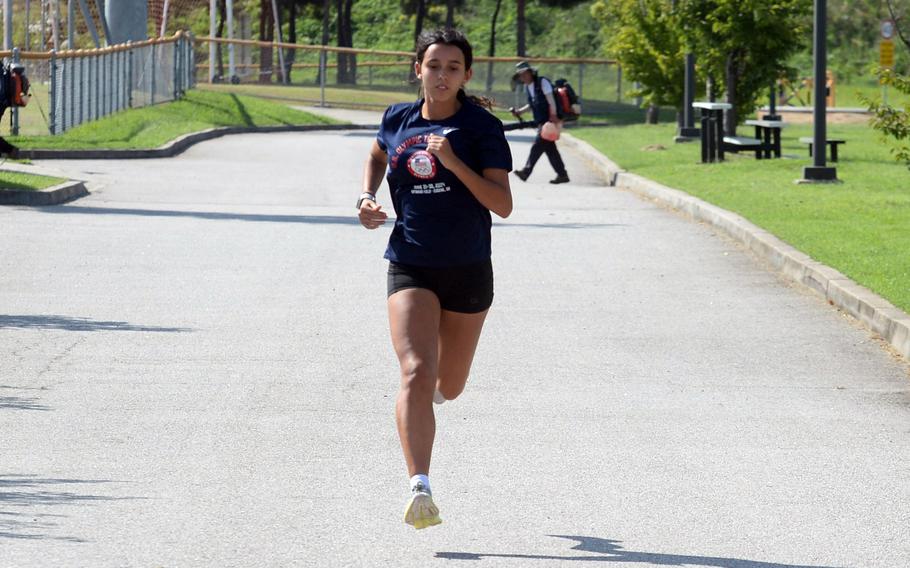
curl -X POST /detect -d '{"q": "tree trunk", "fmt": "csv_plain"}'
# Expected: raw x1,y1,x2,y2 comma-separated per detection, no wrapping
517,0,526,57
338,0,355,84
336,0,346,83
724,51,738,136
259,0,274,84
414,0,426,48
285,0,297,83
446,0,455,29
320,0,329,84
486,0,502,94
216,0,226,80
645,104,659,124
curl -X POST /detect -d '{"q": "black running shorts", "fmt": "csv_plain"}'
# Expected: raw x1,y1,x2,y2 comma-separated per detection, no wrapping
387,259,494,314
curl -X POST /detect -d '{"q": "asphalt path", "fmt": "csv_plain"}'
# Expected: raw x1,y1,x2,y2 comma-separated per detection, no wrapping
1,124,909,567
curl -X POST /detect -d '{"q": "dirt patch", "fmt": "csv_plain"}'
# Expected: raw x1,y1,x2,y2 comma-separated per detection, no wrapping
776,110,872,125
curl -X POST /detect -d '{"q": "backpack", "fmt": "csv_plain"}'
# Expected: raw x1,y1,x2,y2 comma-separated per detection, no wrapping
554,78,580,121
0,63,30,110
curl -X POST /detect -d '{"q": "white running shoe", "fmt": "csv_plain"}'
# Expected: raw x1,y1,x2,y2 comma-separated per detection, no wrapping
433,389,446,405
403,482,442,529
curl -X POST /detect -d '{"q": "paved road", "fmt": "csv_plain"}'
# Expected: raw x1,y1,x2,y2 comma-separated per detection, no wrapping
1,124,909,567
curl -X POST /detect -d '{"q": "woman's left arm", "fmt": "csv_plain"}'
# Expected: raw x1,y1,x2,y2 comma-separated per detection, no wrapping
426,134,513,218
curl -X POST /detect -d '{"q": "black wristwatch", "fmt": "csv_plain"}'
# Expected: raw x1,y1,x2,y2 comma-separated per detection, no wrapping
356,192,376,209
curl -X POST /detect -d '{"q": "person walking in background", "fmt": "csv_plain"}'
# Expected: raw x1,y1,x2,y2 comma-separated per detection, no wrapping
357,28,513,530
510,61,570,185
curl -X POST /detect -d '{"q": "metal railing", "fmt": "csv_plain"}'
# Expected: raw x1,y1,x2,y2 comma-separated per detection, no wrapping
1,32,195,136
194,37,626,113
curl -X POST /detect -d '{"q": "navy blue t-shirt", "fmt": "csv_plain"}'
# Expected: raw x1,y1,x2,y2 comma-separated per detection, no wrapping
376,99,512,268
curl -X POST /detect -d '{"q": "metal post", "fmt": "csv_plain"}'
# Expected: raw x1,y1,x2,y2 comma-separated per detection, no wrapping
77,53,84,126
227,0,235,81
151,42,157,104
127,43,133,108
52,0,60,51
578,63,584,100
678,53,699,139
105,0,147,44
802,0,837,181
173,36,179,99
49,49,57,134
159,0,170,36
11,47,19,135
209,0,215,82
319,47,326,107
3,0,12,50
94,53,99,118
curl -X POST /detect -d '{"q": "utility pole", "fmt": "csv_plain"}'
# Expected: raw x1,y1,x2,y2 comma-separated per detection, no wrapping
4,0,14,50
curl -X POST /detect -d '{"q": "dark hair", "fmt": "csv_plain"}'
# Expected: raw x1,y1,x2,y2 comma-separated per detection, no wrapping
414,28,493,110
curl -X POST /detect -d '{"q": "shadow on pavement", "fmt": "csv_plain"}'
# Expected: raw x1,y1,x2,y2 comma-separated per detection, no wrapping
0,396,50,411
0,315,191,333
38,206,364,226
0,475,144,542
437,535,845,568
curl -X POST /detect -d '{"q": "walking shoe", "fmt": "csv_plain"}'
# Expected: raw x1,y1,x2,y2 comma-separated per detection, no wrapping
403,482,442,530
513,168,531,181
549,173,570,184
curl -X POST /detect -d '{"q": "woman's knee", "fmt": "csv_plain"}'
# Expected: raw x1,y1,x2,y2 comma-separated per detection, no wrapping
399,358,437,395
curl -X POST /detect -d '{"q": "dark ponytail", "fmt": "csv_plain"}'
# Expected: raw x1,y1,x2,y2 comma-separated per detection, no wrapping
416,28,495,110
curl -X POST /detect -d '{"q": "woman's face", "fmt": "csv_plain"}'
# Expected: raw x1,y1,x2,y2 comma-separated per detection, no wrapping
416,43,473,103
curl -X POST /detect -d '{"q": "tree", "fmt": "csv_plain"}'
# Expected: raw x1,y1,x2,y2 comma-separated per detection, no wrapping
486,0,503,93
592,0,686,123
680,0,811,134
446,0,455,28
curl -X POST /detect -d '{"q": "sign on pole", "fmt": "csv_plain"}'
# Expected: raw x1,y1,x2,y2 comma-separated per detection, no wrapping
881,39,895,69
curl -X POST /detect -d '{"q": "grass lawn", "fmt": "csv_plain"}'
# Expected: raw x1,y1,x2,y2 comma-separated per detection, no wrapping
571,120,910,314
8,89,338,150
0,169,66,190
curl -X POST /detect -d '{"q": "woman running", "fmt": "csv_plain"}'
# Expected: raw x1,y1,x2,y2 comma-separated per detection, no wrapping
357,28,513,530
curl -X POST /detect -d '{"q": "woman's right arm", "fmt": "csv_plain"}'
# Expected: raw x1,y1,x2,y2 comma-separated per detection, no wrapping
359,140,389,230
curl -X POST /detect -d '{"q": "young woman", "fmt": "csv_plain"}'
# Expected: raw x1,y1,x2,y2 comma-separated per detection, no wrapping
357,29,513,530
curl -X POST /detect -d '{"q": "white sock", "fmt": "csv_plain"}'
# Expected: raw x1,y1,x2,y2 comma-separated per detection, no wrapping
410,474,431,493
433,388,446,405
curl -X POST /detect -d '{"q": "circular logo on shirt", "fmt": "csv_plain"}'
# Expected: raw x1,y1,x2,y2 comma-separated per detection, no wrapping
407,150,437,180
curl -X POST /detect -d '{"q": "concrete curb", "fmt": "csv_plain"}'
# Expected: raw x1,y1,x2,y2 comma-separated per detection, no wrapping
16,123,377,160
561,131,910,360
0,180,88,205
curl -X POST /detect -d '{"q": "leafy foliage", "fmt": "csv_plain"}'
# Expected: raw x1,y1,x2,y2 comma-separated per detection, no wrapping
863,68,910,168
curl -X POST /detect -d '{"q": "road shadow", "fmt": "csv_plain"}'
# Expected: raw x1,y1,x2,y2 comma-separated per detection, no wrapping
0,315,191,333
37,205,364,226
437,535,846,568
0,395,50,411
0,474,144,543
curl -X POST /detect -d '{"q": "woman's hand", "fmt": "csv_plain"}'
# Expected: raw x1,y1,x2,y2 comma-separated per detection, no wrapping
426,134,458,169
359,199,388,230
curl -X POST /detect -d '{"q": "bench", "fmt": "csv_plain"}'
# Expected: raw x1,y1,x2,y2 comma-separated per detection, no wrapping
723,136,764,159
799,137,846,162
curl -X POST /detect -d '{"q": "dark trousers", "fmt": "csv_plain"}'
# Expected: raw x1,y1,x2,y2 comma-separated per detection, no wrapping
524,133,566,176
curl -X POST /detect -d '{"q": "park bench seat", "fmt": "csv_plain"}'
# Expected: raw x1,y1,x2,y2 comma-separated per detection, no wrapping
723,136,765,159
799,137,846,162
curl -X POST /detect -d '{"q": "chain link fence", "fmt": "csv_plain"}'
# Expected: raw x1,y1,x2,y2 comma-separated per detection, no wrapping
196,38,627,115
3,32,194,136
